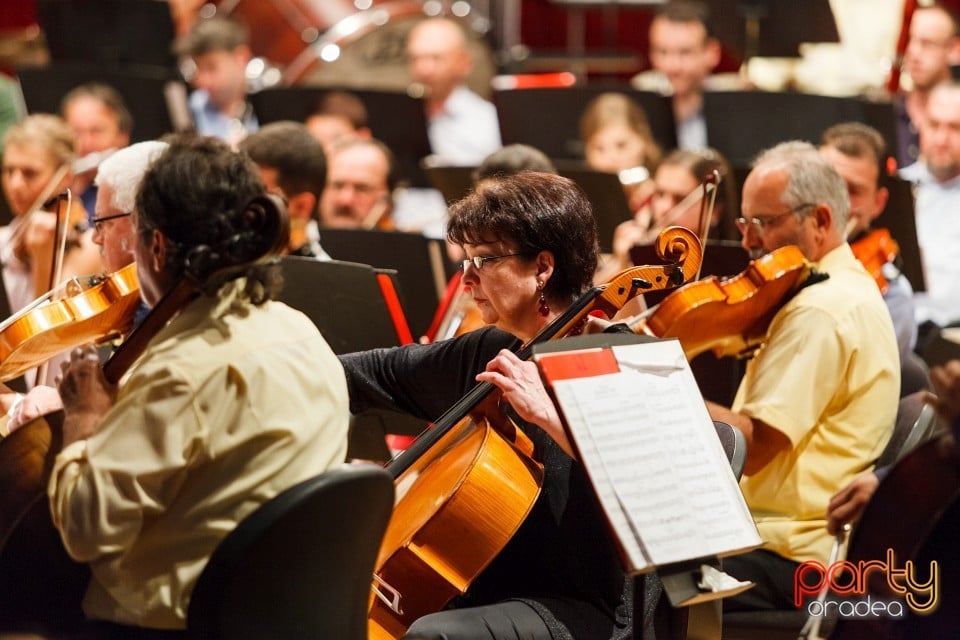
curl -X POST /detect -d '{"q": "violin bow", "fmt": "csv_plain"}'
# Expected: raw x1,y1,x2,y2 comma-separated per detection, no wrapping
694,170,721,281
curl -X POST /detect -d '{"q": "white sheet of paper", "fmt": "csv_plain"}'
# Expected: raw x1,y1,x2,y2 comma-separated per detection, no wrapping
550,339,760,568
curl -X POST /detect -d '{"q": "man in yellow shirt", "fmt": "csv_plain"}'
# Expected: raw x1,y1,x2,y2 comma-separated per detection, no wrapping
707,141,900,610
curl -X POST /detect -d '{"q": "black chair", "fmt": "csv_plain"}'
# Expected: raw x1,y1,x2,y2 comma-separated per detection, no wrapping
713,420,747,481
187,464,394,640
900,351,932,398
876,390,940,469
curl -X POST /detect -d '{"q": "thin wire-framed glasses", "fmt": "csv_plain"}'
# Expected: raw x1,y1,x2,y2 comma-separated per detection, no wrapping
460,253,527,272
91,212,132,233
735,203,816,236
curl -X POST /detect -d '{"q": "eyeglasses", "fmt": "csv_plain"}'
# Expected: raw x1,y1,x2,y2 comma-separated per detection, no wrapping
460,253,527,272
91,212,131,233
735,203,816,236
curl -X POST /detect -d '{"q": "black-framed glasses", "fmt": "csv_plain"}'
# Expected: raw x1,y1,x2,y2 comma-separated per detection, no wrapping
735,203,816,236
91,212,131,233
460,253,527,272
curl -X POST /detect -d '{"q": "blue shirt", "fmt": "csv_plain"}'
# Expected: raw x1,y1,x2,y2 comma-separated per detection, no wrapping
188,90,258,143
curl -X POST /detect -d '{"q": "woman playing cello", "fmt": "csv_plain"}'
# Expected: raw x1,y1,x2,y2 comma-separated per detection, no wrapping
341,172,665,640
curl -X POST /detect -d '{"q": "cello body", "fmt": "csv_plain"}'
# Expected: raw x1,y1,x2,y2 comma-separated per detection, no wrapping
369,417,543,640
0,411,89,631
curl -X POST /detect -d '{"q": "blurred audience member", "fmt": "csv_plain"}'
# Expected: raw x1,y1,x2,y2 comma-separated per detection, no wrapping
319,138,397,231
820,122,917,362
60,83,133,223
900,81,960,331
407,17,501,164
305,90,371,155
474,144,557,181
596,147,732,283
636,0,720,150
580,92,662,213
174,14,257,146
897,2,960,167
240,121,330,258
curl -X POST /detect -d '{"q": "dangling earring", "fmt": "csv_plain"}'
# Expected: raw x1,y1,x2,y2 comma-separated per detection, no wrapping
538,280,550,317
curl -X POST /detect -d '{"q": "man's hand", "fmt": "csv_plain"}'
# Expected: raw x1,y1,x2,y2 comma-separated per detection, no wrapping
58,346,117,445
826,472,880,535
8,385,64,432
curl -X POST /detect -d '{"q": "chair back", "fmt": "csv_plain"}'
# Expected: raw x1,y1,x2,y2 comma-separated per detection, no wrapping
713,420,747,480
187,464,394,640
876,390,940,469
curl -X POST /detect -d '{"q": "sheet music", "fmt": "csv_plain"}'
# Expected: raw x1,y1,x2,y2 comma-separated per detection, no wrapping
549,340,760,569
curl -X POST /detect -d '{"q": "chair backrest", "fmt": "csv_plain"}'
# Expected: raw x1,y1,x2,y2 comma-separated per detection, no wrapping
876,390,940,469
187,464,394,640
713,420,747,481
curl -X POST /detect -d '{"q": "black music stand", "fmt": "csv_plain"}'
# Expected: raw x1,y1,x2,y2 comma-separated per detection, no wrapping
703,91,897,168
630,240,751,406
16,62,190,143
876,176,925,293
705,0,839,60
557,165,635,254
494,86,677,160
316,229,454,338
248,87,433,188
424,165,476,206
277,256,425,461
277,257,410,354
37,0,178,70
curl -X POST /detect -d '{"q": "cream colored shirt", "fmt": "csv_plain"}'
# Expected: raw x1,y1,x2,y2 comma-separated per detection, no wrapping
48,280,349,629
735,244,899,564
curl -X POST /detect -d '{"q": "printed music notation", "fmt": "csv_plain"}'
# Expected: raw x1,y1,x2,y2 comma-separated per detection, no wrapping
537,339,761,574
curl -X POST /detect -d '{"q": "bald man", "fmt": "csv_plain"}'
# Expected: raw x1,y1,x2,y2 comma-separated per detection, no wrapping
406,17,501,165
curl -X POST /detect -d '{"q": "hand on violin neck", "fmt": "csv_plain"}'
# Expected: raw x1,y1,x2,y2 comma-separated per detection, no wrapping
58,346,116,445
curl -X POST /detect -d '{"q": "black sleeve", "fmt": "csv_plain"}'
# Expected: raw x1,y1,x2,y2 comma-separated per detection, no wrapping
338,327,520,422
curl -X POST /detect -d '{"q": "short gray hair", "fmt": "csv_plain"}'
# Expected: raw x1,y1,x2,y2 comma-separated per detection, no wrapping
95,140,169,213
753,140,848,238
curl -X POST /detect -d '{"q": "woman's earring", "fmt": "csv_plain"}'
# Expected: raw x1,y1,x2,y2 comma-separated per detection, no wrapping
538,281,550,317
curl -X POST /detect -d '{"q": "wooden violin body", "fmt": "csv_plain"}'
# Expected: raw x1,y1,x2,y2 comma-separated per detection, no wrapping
636,245,823,359
0,263,140,382
850,228,899,295
368,227,704,640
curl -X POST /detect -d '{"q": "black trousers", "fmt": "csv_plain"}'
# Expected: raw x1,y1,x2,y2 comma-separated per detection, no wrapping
403,600,556,640
721,549,802,611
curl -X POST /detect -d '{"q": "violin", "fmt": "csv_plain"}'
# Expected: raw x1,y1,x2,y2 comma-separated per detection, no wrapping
368,226,704,640
0,263,140,383
629,245,827,360
850,228,899,295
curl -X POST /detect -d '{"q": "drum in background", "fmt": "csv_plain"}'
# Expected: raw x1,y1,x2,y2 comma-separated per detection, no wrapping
221,0,495,97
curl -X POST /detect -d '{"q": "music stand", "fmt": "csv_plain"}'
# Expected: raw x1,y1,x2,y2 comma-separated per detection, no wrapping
248,87,433,188
556,165,635,253
494,86,677,160
16,62,190,143
277,257,411,354
703,91,897,168
876,176,925,293
316,229,454,338
424,165,476,206
36,0,178,70
704,0,838,60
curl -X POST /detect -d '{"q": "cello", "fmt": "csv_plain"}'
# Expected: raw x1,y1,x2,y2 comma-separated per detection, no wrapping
0,194,289,632
368,226,704,640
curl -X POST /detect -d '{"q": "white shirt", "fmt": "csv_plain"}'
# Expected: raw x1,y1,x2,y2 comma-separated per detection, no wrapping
899,162,960,326
427,86,502,165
